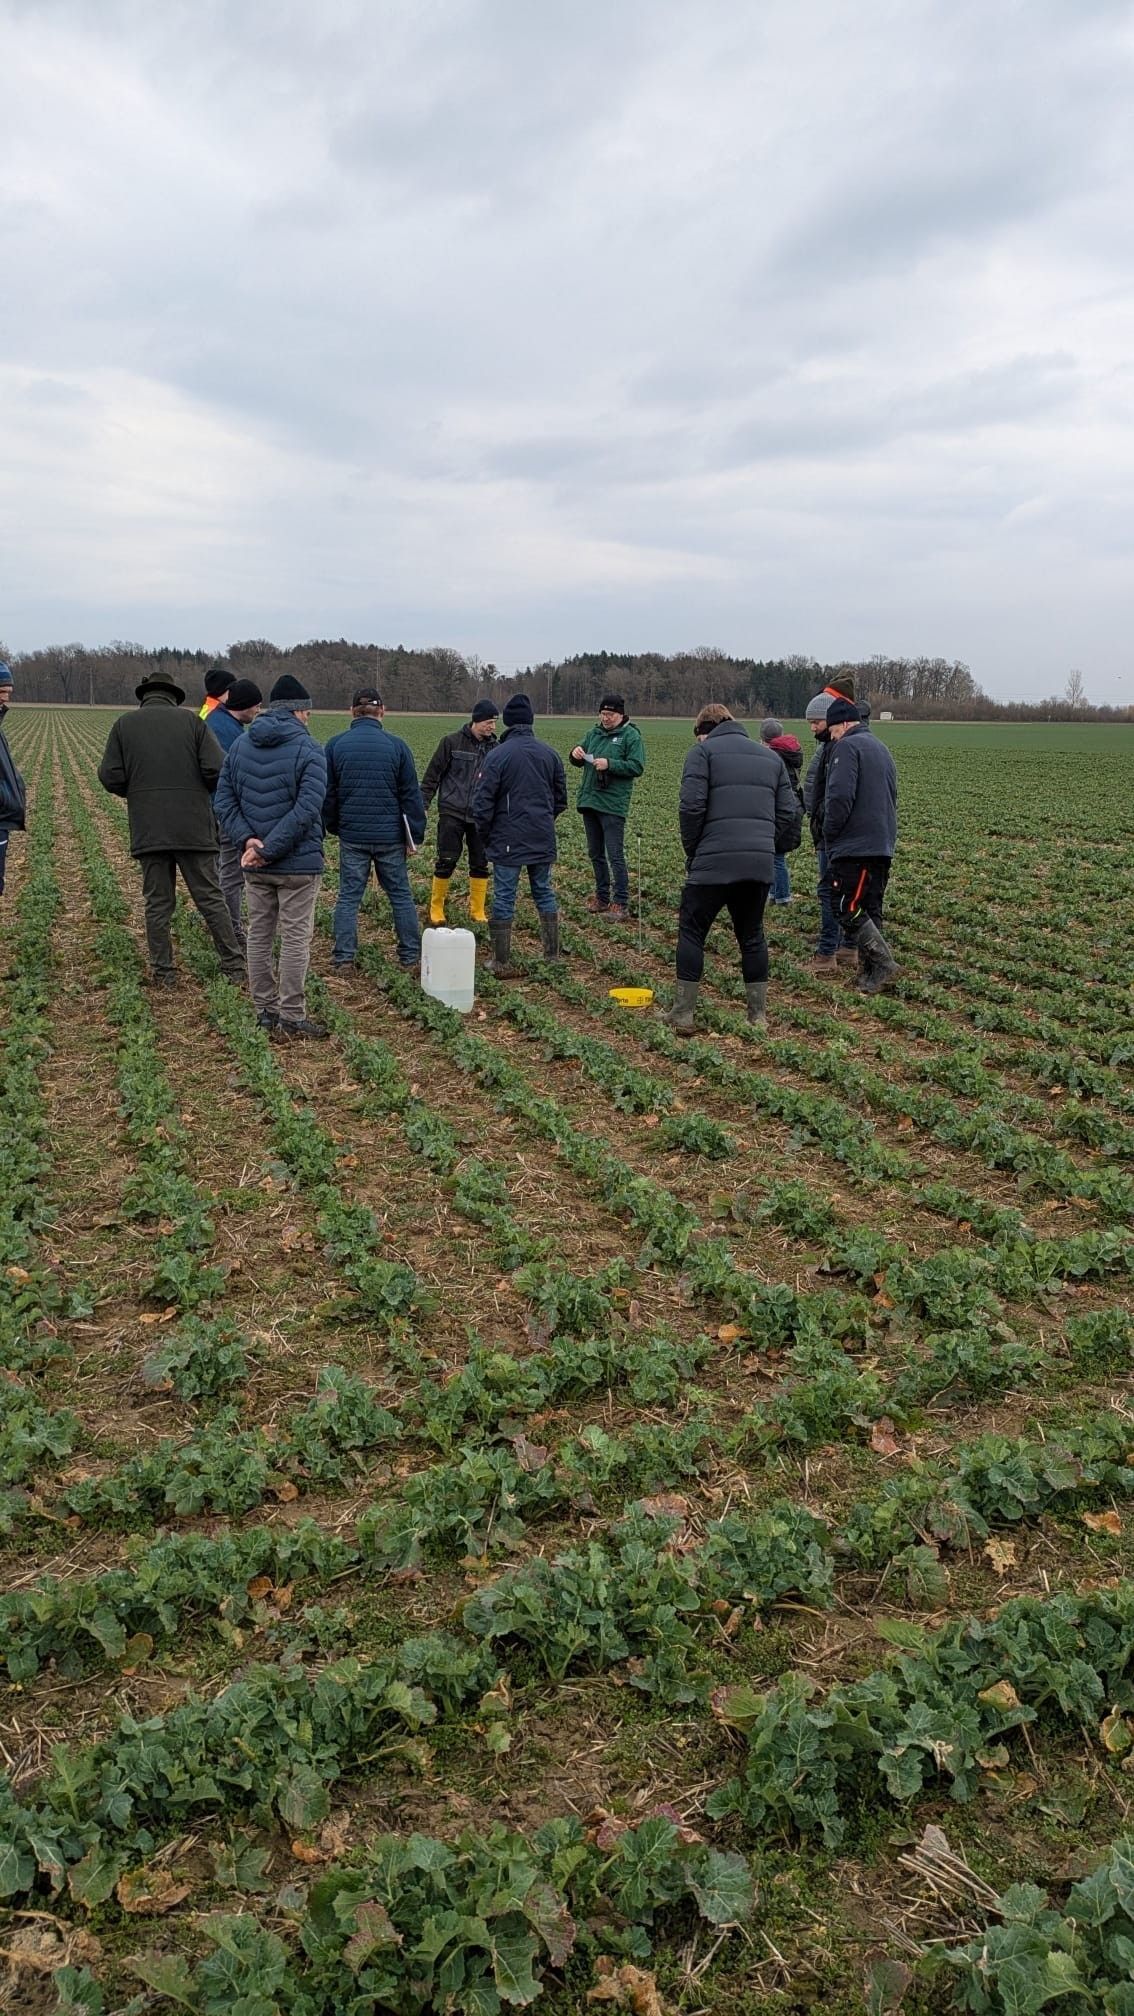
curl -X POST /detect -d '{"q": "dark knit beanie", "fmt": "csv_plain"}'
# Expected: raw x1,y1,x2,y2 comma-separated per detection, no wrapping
471,699,499,722
760,717,783,742
599,693,626,717
204,668,234,698
826,697,860,727
270,673,313,710
224,678,262,710
502,693,534,727
0,661,12,688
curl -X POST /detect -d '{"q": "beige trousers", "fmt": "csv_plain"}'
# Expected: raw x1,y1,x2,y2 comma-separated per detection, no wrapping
245,873,320,1021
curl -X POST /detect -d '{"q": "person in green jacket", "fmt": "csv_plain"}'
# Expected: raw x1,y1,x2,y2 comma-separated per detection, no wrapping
569,694,646,921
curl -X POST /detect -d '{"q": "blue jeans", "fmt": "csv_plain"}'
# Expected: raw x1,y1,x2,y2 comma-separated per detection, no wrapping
581,809,628,907
490,862,557,923
772,854,791,903
334,843,421,967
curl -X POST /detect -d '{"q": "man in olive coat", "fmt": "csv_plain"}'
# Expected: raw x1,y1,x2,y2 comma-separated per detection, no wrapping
97,671,245,988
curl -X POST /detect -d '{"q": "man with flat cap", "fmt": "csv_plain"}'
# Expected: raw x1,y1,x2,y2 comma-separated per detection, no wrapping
97,670,246,989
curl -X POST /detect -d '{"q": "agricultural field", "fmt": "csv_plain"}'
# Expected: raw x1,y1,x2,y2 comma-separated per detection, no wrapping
1,705,1133,2016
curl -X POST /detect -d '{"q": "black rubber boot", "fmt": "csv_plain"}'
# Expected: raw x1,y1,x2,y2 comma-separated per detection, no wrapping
539,913,562,961
854,918,899,995
744,981,768,1028
662,979,699,1035
489,920,515,978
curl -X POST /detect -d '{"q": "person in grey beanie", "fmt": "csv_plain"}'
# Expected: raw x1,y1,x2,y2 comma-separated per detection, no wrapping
214,674,328,1038
802,681,862,973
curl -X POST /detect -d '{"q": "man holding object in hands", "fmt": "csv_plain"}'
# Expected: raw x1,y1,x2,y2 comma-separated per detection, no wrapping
569,694,645,922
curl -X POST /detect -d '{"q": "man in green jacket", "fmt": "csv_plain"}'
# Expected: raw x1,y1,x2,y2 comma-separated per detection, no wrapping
97,671,246,989
569,694,645,921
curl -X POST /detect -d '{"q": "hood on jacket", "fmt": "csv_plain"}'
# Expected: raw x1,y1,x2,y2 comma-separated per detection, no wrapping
768,733,802,757
248,710,307,750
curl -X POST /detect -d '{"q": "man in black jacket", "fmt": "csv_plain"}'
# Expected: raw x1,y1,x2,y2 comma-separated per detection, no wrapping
420,700,498,925
472,694,567,977
802,679,863,975
823,697,899,994
0,662,25,898
668,705,801,1034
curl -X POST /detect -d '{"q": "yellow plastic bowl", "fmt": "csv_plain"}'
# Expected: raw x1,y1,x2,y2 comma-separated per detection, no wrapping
609,986,654,1009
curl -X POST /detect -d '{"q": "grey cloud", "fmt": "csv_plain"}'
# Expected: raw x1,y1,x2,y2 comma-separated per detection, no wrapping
1,0,1133,697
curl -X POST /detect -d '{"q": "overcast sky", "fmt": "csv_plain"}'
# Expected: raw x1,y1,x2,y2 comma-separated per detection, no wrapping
2,0,1133,701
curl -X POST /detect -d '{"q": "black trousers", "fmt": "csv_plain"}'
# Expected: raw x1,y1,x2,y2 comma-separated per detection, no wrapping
829,856,891,935
676,879,769,983
139,850,245,980
434,813,488,879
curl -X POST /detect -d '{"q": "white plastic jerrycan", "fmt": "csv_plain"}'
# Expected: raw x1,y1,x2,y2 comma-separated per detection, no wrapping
420,926,476,1013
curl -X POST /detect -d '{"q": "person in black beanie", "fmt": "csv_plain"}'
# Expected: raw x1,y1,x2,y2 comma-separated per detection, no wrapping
569,694,646,921
420,699,499,926
472,694,567,976
214,673,328,1037
822,696,899,994
208,679,262,943
199,667,234,721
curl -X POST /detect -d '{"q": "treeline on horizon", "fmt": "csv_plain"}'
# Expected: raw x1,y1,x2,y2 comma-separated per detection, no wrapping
2,636,1129,722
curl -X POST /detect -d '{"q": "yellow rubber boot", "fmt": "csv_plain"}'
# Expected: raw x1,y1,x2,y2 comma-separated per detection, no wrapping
468,877,489,924
429,875,450,925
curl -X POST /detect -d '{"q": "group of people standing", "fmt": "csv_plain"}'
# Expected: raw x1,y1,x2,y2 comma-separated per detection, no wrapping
0,658,897,1039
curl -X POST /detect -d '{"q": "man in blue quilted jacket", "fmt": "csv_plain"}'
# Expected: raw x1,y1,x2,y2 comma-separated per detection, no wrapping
472,693,567,978
323,688,426,973
214,673,328,1040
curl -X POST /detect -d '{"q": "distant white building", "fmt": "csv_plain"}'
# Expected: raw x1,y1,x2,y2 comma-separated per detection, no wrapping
880,711,894,721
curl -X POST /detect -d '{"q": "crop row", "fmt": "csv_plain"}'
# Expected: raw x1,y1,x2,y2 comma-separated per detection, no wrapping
351,938,1133,1375
61,760,232,1313
544,900,1134,1216
0,756,95,1526
13,1356,1134,1697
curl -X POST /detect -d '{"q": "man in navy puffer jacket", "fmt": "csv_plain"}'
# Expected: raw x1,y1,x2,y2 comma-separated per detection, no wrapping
472,694,567,978
214,674,328,1040
822,696,899,995
323,688,425,972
